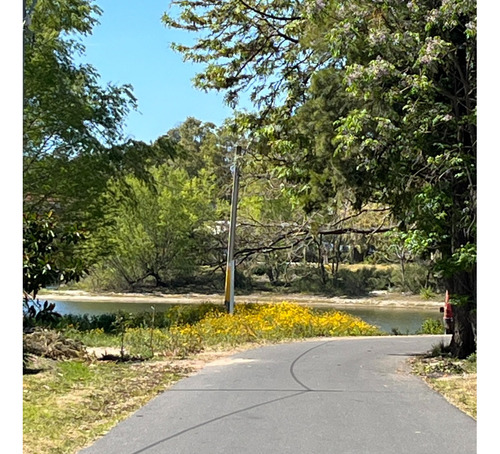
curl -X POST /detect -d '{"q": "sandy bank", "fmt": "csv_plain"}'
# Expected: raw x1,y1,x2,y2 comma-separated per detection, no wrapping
38,289,444,309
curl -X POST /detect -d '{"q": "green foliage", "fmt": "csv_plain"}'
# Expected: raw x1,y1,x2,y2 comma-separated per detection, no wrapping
58,313,117,333
164,303,225,326
465,352,476,368
435,243,477,279
22,0,177,304
390,263,434,294
420,287,436,300
112,311,134,359
23,0,137,218
54,304,225,334
23,298,62,329
23,0,136,154
418,318,444,335
334,267,391,296
23,0,177,263
92,166,219,289
23,211,88,299
163,1,310,110
61,303,381,359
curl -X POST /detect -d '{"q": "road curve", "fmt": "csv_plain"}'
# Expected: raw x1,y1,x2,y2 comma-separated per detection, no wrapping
79,335,476,454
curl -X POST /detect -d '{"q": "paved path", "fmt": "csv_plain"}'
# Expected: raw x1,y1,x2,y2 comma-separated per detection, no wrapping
80,335,476,454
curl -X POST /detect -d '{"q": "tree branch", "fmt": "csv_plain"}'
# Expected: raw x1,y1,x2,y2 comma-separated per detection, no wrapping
238,0,302,22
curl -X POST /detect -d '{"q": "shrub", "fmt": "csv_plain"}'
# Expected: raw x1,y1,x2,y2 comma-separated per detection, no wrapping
334,267,392,295
168,303,382,350
419,286,436,300
163,303,224,327
390,263,435,294
418,318,444,335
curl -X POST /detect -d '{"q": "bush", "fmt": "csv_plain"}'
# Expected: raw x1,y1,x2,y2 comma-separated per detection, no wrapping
390,263,436,294
420,286,436,300
418,318,444,335
169,303,383,350
53,304,225,334
163,303,225,327
60,303,383,360
58,313,118,333
23,297,62,330
289,273,340,295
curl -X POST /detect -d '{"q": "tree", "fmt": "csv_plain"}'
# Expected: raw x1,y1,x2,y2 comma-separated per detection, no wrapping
91,165,219,290
166,117,242,202
23,0,136,162
295,0,477,357
165,0,476,357
163,0,320,113
23,0,176,217
23,0,133,229
23,0,177,274
23,211,87,300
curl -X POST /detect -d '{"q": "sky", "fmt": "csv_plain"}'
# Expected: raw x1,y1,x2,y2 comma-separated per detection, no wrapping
77,0,237,143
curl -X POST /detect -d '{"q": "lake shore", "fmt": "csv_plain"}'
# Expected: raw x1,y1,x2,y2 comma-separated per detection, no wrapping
38,289,444,309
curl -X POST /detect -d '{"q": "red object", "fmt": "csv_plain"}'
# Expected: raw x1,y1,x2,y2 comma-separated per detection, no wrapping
444,290,453,319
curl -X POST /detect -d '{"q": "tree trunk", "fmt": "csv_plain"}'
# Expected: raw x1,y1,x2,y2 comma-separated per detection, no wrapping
448,302,476,359
317,236,327,285
446,270,476,358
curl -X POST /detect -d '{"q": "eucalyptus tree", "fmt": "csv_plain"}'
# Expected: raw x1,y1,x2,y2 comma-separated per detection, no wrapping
164,0,476,357
165,117,236,200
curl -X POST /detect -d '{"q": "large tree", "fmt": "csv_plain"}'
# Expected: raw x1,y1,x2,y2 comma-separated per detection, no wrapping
165,0,476,357
23,0,136,173
23,0,176,226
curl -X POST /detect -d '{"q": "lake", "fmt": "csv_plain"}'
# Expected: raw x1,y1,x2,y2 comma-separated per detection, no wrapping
50,299,443,335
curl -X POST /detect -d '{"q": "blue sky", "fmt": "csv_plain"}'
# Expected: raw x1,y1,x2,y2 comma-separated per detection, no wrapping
78,0,236,143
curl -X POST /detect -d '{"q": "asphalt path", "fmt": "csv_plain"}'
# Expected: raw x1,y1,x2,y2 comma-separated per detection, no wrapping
79,335,476,454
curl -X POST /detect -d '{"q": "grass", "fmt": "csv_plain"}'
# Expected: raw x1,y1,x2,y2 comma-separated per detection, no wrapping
23,358,191,454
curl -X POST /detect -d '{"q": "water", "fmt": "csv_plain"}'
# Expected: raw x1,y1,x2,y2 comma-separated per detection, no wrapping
319,306,442,334
50,300,442,335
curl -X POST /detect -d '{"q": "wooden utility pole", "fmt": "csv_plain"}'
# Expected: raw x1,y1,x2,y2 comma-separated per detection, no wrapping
224,146,240,314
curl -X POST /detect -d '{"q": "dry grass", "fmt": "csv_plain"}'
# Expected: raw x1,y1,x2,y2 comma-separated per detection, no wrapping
22,345,253,454
426,374,477,418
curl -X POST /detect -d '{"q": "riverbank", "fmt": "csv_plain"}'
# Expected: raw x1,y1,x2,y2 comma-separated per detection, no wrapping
38,289,443,309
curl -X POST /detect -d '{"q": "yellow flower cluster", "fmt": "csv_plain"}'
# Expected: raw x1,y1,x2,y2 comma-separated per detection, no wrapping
115,303,382,358
170,302,381,350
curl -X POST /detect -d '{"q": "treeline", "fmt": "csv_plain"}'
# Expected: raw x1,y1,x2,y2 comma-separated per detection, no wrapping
27,111,433,295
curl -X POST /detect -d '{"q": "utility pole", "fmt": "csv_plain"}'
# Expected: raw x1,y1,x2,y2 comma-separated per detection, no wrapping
224,146,240,314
